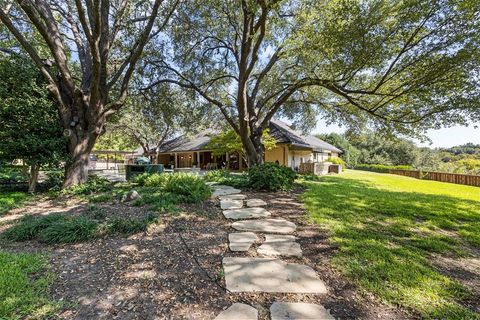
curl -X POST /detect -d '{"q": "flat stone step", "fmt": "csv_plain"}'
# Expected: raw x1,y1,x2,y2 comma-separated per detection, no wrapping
223,257,327,293
219,194,247,200
246,199,267,207
232,219,296,234
223,207,271,220
270,302,334,320
212,188,242,197
258,234,302,258
229,232,257,251
220,199,244,210
215,303,258,320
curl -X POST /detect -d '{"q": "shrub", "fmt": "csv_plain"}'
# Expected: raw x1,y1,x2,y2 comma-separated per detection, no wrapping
144,173,211,202
1,214,98,243
132,172,151,186
38,217,98,244
1,214,63,241
247,163,296,191
44,170,64,190
62,175,112,195
204,170,249,188
327,157,346,166
204,169,230,182
354,164,413,173
107,213,158,235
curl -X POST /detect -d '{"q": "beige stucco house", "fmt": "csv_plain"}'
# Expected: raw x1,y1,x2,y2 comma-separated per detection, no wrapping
152,119,342,170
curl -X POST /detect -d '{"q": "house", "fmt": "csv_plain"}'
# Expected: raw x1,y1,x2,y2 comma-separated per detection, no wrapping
153,119,342,170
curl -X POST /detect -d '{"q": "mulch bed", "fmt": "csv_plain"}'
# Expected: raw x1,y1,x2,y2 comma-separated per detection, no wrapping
0,186,414,319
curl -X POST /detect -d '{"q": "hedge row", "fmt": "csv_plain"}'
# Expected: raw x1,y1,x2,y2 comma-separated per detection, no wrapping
353,164,412,173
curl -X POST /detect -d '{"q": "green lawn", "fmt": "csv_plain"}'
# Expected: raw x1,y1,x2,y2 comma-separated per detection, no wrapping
301,170,480,319
0,251,58,319
0,192,33,215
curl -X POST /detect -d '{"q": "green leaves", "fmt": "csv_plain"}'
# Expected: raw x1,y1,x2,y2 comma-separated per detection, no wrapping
0,56,66,168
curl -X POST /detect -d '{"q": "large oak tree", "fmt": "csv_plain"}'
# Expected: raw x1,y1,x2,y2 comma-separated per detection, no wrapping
148,0,480,166
0,0,177,186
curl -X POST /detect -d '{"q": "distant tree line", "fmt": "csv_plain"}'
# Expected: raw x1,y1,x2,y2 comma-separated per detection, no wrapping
317,132,480,175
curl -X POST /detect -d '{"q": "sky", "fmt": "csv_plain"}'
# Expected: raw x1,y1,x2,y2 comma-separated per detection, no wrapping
312,119,480,149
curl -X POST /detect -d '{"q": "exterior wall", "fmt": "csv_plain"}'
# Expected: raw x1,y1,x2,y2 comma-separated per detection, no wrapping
265,146,287,166
157,154,171,166
330,152,339,158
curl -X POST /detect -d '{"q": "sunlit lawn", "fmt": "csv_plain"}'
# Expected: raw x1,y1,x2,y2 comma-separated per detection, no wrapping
0,192,33,215
0,251,58,319
302,170,480,319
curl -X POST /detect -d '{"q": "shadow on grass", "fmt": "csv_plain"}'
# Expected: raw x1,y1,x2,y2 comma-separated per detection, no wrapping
302,175,480,318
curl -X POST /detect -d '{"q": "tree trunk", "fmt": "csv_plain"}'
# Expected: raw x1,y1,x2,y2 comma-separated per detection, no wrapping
27,164,39,193
241,131,265,167
63,129,98,188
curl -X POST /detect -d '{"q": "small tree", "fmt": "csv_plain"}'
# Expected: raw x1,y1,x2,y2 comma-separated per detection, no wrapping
0,56,66,192
205,129,277,165
0,0,177,187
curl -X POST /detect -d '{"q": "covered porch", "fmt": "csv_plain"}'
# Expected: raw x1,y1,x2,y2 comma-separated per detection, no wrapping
156,150,246,171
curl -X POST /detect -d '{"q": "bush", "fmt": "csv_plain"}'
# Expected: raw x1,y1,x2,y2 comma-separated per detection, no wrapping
327,157,346,166
38,217,98,244
132,172,151,186
143,173,211,202
62,175,112,195
354,164,413,173
2,214,61,242
107,213,158,235
247,163,296,191
204,170,250,188
2,212,160,244
44,170,64,190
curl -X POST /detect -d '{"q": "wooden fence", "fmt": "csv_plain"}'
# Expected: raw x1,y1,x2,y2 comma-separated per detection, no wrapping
389,169,480,187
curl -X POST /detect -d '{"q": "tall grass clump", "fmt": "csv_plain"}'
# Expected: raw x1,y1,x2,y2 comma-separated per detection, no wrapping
143,173,211,202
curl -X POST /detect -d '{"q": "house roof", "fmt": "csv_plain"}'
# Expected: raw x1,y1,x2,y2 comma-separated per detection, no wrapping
269,119,343,153
156,130,215,153
156,120,342,154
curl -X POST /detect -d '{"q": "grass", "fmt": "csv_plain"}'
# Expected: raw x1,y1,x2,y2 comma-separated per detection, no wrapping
2,211,161,244
0,251,58,319
0,192,33,215
301,170,480,319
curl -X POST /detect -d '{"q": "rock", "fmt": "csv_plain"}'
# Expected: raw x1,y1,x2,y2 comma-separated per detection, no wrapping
215,303,258,320
219,194,247,200
258,234,302,258
223,207,271,220
220,199,244,210
229,232,257,251
223,257,327,293
246,199,267,207
121,190,140,202
270,302,334,320
212,187,242,197
232,219,296,234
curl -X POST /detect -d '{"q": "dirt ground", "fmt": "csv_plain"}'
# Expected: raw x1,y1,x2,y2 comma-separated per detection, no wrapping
0,187,439,319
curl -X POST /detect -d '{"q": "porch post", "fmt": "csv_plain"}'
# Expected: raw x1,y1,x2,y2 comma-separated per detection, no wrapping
174,153,178,168
197,151,201,168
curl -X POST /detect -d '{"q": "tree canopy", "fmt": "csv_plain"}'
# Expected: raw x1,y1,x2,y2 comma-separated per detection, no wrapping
146,0,479,166
0,56,66,192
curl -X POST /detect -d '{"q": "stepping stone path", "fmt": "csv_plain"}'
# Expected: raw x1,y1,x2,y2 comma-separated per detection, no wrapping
246,198,267,207
219,194,247,200
232,218,296,234
229,232,257,251
270,302,334,320
220,199,244,210
212,185,333,319
215,302,258,320
212,185,242,197
258,234,302,258
223,207,271,220
223,257,327,293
